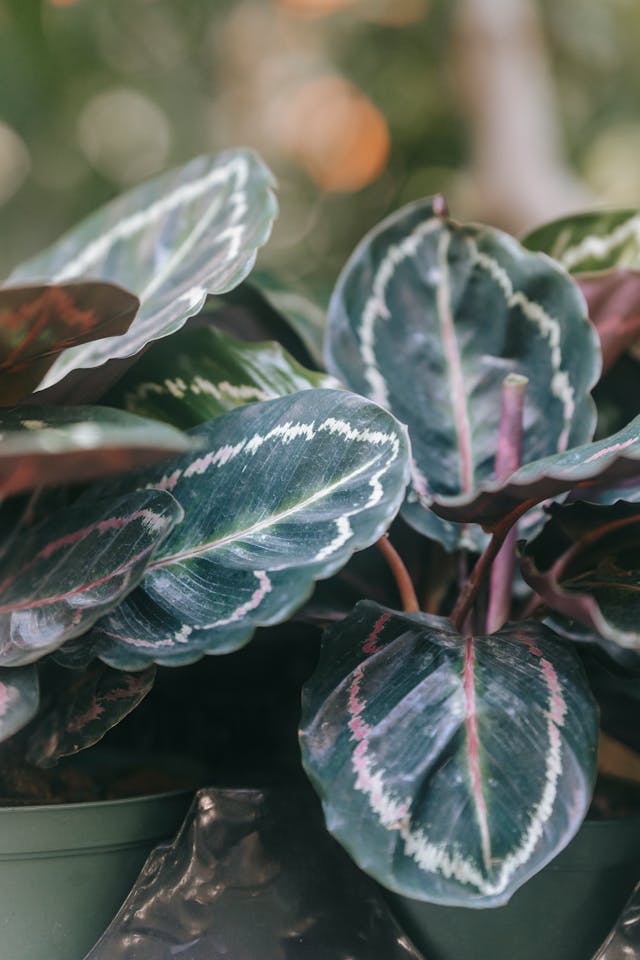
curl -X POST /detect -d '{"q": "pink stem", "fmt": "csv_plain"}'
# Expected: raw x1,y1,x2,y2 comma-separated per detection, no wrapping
486,374,528,633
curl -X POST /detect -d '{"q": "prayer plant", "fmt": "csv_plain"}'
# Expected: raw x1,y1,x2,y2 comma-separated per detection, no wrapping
1,152,640,911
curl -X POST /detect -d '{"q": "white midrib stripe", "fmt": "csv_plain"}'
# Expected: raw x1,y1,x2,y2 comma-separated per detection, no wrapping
560,213,640,271
147,454,383,569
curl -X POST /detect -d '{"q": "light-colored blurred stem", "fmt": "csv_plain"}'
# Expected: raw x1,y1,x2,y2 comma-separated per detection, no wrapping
454,0,591,232
486,375,527,633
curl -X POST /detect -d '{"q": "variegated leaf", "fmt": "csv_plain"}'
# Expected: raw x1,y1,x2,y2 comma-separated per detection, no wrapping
81,389,409,666
523,211,640,373
300,601,598,907
432,411,640,529
106,325,336,429
26,663,155,767
0,282,138,404
0,489,182,666
523,210,640,274
521,501,640,651
0,405,192,497
8,151,277,388
326,198,600,551
0,666,39,743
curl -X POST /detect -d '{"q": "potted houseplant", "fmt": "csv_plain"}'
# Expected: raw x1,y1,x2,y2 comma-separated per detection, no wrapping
3,147,640,960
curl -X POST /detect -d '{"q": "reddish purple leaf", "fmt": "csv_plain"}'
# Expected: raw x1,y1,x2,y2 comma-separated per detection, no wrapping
0,282,139,403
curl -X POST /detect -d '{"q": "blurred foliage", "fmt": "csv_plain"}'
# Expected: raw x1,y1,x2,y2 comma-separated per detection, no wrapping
1,0,640,289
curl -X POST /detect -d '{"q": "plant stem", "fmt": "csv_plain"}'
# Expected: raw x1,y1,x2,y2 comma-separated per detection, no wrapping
450,497,537,632
486,374,528,633
377,535,420,613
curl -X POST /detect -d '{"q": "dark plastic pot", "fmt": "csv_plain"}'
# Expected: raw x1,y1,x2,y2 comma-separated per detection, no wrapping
386,816,640,960
0,788,193,960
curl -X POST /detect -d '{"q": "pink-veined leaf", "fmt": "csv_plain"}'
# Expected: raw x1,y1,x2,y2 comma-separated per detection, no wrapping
300,601,598,907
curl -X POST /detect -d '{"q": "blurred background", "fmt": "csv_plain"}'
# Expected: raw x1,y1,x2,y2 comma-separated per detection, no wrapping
0,0,639,289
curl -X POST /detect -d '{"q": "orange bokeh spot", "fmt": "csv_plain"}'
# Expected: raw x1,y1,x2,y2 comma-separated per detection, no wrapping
282,76,390,193
48,0,82,6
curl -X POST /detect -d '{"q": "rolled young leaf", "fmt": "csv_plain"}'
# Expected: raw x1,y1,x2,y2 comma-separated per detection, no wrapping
26,663,155,767
521,501,640,650
0,665,39,743
300,601,598,907
82,389,410,666
325,198,600,551
0,489,183,666
0,405,193,497
107,325,337,429
431,411,640,529
8,150,277,388
0,282,139,404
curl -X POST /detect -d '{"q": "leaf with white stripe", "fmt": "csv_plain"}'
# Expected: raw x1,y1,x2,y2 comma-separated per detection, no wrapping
0,666,39,743
326,198,600,551
300,601,598,907
431,411,640,530
106,325,336,428
0,405,192,498
0,489,183,666
80,389,409,666
26,663,155,767
524,211,640,373
8,150,277,388
521,501,640,651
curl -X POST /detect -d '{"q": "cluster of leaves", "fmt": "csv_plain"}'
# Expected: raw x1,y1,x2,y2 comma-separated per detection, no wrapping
3,149,640,912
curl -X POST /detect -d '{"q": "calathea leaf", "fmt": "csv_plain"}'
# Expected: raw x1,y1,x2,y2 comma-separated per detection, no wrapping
300,601,598,907
0,282,139,404
0,666,39,742
326,198,600,551
106,325,337,429
8,150,277,388
81,389,410,666
0,489,182,667
248,268,327,367
432,411,640,530
0,405,192,497
26,663,155,767
521,501,640,651
523,210,640,373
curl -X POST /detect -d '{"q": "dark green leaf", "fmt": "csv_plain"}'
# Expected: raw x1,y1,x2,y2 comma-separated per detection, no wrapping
84,389,410,666
0,405,192,497
9,151,277,387
0,489,182,666
523,210,640,273
0,282,138,403
521,501,640,650
106,325,336,429
300,601,598,907
0,666,38,743
432,411,640,529
326,199,600,551
249,268,327,367
27,663,155,767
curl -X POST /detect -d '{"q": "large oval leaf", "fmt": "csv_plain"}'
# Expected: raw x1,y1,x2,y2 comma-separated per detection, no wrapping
300,601,598,907
81,389,410,666
0,282,139,404
26,664,155,767
106,325,336,429
325,199,600,551
9,150,277,388
0,405,192,497
0,489,182,666
0,665,39,743
521,501,640,651
432,411,640,529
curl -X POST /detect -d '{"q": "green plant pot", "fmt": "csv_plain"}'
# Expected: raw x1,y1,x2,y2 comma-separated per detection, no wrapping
386,816,640,960
0,788,193,960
